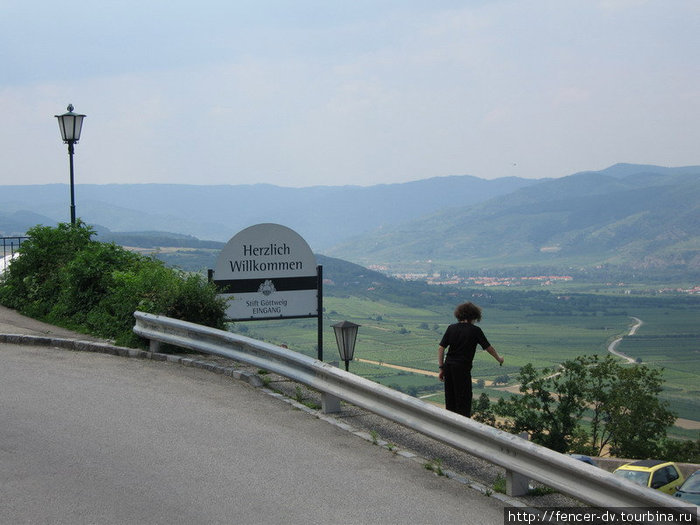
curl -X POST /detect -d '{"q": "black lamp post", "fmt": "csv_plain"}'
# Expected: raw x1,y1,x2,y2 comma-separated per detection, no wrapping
332,320,360,372
55,104,86,225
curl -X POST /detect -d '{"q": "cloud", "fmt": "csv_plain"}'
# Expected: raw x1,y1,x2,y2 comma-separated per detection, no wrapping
1,1,698,187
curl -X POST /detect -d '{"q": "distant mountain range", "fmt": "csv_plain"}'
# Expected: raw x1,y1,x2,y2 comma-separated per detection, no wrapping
0,174,537,247
325,164,700,273
1,164,698,274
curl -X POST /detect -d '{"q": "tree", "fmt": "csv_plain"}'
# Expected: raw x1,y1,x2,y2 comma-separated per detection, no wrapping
472,393,495,426
493,355,677,457
659,435,700,464
604,364,676,458
584,354,619,456
494,361,589,453
578,354,676,457
492,374,511,385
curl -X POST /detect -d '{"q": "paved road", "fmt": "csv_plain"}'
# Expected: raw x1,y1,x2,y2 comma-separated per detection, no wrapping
606,316,642,364
0,338,507,524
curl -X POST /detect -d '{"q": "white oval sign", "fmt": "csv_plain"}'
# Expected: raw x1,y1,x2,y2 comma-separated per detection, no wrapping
213,223,318,320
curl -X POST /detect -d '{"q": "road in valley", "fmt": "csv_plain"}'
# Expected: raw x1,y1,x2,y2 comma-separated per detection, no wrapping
607,316,642,364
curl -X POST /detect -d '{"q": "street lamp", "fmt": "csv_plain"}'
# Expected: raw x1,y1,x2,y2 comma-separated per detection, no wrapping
332,320,360,372
55,104,86,225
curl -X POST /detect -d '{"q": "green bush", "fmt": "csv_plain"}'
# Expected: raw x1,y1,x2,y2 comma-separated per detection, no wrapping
49,240,142,327
0,222,227,347
96,261,226,346
659,435,700,464
0,222,93,316
493,355,677,456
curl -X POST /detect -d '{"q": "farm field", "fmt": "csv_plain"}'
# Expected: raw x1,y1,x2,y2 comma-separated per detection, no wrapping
614,306,700,432
234,291,700,437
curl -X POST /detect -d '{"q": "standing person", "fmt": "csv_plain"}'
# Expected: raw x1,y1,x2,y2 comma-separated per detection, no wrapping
437,301,504,418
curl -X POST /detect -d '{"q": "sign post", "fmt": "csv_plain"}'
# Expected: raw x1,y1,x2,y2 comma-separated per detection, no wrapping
212,223,324,360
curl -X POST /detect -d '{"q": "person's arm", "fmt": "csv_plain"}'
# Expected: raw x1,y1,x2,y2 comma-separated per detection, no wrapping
485,345,504,366
437,345,446,381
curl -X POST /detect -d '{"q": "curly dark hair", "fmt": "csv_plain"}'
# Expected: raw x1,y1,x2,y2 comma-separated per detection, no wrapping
454,301,482,322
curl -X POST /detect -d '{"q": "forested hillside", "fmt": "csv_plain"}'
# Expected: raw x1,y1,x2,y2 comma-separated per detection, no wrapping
327,164,700,275
2,164,698,276
0,175,536,248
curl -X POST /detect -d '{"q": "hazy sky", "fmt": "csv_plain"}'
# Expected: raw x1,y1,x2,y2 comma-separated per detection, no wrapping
2,0,698,187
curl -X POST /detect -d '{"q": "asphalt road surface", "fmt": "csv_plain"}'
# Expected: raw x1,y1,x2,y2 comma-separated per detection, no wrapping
0,342,507,524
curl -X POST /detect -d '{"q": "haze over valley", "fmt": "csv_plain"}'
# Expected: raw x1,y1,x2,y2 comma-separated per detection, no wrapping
2,163,698,280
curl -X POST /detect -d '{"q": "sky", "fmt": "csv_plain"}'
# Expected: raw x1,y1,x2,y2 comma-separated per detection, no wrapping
1,0,698,187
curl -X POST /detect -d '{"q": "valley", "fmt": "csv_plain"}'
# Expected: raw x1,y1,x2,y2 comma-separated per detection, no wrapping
236,276,699,440
2,163,697,442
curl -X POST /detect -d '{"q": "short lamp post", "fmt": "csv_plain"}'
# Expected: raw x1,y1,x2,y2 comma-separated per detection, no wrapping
332,320,360,372
55,104,86,225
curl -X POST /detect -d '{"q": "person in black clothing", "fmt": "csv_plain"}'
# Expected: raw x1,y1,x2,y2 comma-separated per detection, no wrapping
437,301,504,418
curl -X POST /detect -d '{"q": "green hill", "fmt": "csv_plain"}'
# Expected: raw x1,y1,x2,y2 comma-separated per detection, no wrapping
326,164,700,276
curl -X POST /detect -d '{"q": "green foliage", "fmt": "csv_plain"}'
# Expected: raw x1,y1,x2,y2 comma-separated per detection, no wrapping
492,474,506,494
658,435,700,464
49,241,141,326
492,374,511,385
472,393,495,426
495,361,589,453
494,355,677,457
603,364,676,458
424,458,444,476
0,222,227,347
91,260,226,346
0,221,94,316
576,354,676,458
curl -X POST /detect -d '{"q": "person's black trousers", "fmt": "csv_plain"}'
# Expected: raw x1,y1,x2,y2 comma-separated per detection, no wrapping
443,361,472,418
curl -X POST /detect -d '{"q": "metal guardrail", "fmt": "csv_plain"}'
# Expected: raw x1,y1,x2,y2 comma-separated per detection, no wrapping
133,311,693,512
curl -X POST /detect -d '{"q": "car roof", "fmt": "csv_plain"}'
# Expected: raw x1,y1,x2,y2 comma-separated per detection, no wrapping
630,459,667,468
617,460,677,472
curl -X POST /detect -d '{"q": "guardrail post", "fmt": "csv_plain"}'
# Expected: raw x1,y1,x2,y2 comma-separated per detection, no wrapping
506,469,530,496
149,339,161,353
506,432,531,496
322,392,341,414
322,361,341,413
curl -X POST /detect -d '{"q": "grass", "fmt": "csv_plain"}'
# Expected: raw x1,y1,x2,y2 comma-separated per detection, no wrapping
492,474,506,494
424,458,445,476
612,306,700,423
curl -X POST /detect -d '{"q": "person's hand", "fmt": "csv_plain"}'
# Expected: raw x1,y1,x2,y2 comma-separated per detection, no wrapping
438,368,444,381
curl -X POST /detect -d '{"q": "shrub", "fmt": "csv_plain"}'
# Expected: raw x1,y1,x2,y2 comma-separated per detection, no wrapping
493,355,677,456
659,436,700,464
0,222,227,347
48,240,141,327
0,222,93,316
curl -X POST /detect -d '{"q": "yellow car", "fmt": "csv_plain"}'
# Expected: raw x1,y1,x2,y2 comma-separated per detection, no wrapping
613,460,685,495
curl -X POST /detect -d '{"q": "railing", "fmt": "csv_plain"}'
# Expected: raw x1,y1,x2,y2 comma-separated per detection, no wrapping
1,236,27,260
133,311,693,512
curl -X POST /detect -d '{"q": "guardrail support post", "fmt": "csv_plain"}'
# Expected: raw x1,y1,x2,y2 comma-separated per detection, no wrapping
321,361,342,413
506,469,530,497
149,339,161,353
322,392,341,414
506,432,531,496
